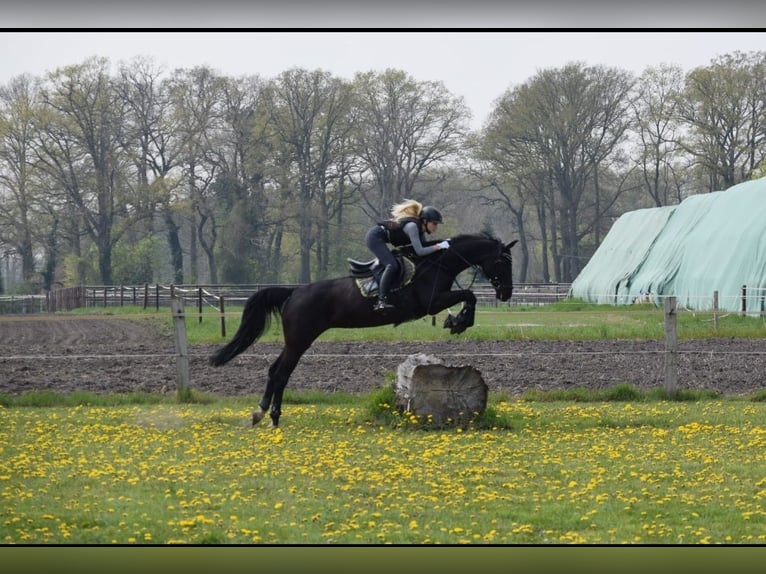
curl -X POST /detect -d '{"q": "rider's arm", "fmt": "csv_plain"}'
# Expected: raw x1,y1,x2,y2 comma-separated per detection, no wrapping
402,221,440,256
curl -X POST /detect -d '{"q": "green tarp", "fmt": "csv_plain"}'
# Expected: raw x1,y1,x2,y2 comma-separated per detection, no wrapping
569,177,766,314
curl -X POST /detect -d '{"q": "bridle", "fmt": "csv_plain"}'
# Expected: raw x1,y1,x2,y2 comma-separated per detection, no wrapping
444,239,512,294
416,237,512,311
485,251,513,293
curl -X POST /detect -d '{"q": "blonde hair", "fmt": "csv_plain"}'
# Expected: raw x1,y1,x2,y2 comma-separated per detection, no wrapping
390,199,423,221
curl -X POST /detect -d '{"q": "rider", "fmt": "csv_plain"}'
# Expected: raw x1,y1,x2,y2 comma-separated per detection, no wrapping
365,199,450,312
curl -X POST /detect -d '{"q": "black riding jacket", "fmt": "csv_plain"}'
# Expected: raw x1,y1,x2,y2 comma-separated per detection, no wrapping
378,217,421,246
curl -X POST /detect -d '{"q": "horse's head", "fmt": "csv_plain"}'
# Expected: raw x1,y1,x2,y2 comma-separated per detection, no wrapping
438,234,518,301
481,238,518,302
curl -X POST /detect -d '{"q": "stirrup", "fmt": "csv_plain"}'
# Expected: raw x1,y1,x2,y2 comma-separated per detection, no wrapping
374,299,396,311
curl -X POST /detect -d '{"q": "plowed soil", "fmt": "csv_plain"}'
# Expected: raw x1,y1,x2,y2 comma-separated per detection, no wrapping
1,316,765,397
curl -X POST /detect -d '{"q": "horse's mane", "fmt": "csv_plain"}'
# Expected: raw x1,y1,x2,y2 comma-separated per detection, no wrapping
448,232,500,244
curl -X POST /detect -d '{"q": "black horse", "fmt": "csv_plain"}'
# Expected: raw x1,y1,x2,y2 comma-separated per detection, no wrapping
209,233,518,427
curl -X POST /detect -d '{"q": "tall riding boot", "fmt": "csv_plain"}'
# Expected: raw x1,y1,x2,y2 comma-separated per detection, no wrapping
374,264,397,311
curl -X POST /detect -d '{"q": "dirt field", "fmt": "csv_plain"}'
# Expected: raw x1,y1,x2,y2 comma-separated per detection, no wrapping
1,316,765,397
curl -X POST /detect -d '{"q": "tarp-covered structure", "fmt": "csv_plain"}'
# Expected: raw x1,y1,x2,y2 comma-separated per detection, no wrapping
569,177,766,314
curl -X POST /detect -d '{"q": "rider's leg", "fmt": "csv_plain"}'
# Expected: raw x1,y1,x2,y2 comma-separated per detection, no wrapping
375,263,398,310
365,225,399,311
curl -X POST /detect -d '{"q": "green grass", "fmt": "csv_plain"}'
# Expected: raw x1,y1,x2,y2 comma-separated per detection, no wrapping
2,394,764,544
3,383,762,410
5,300,762,544
72,298,766,344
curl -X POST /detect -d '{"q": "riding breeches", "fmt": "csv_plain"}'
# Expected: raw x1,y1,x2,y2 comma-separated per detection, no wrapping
365,225,398,268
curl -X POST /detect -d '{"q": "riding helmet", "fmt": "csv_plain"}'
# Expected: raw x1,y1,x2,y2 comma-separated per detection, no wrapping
420,206,443,223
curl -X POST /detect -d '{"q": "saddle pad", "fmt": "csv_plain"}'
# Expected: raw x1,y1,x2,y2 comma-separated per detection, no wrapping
355,257,416,298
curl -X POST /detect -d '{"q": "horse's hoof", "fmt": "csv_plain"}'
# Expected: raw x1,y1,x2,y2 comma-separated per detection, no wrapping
252,409,266,426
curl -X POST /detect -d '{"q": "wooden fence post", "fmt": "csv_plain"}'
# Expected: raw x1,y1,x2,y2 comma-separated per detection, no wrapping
219,295,226,338
171,297,191,397
712,290,719,329
664,296,678,398
198,286,203,324
741,285,747,316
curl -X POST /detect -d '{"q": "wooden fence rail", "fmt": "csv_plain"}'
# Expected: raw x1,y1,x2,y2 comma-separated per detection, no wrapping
165,293,686,397
39,282,572,314
6,282,766,318
0,294,48,314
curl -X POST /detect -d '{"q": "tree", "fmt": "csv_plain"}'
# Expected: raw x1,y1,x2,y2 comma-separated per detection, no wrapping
484,63,635,282
166,65,229,284
128,67,189,285
210,75,274,284
260,68,354,282
677,51,766,191
114,56,179,282
632,64,687,206
34,57,136,285
0,74,45,290
465,129,533,282
350,69,470,219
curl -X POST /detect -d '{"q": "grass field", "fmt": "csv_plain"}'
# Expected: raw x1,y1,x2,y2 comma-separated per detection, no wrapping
2,301,765,544
2,395,765,544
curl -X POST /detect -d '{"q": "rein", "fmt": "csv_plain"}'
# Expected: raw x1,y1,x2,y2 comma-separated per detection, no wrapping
422,238,508,305
445,239,508,291
450,261,482,291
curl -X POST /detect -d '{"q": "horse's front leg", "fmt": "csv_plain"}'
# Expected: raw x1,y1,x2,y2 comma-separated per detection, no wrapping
427,290,477,335
444,303,476,334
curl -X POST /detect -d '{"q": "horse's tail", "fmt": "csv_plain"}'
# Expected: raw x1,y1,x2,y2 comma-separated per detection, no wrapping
209,287,295,366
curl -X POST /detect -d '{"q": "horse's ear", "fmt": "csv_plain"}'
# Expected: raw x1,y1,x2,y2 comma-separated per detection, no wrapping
505,239,519,251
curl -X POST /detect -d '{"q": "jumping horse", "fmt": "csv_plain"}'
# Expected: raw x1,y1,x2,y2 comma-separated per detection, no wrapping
209,233,518,427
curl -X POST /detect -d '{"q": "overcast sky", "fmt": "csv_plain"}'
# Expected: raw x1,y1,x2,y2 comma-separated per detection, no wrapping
2,30,765,130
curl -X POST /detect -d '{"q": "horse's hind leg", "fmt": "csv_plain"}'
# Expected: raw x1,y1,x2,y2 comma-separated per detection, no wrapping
252,345,307,428
269,345,310,428
252,353,284,426
253,402,270,426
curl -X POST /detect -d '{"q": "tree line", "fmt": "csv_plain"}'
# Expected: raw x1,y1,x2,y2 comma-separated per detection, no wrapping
1,50,765,294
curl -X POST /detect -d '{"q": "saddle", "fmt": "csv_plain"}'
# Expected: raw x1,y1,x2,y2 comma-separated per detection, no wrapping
347,254,417,298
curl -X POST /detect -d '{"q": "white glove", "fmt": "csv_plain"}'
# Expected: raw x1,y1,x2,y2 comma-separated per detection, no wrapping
436,240,450,250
